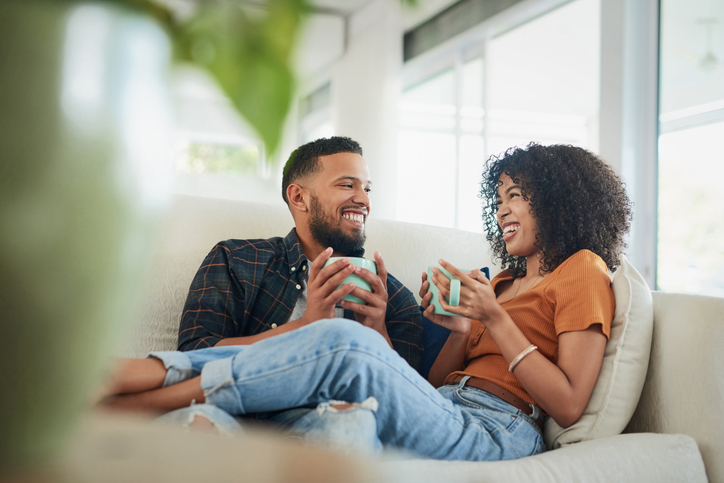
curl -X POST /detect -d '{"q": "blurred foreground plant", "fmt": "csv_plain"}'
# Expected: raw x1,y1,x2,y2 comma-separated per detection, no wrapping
122,0,418,158
122,0,308,157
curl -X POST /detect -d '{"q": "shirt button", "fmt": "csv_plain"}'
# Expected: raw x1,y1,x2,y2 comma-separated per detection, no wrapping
291,267,296,272
296,284,301,289
302,265,307,270
271,323,278,329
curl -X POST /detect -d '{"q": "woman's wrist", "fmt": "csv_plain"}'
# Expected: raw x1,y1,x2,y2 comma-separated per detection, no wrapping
479,303,509,328
448,322,472,338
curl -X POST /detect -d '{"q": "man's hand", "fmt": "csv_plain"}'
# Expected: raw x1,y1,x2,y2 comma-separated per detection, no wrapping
340,251,391,344
301,247,358,325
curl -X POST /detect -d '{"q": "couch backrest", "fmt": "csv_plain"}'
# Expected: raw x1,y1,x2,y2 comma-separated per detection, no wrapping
121,195,493,357
625,291,724,483
120,195,724,480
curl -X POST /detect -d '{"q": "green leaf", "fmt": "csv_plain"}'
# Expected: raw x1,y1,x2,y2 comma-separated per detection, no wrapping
173,0,308,158
115,0,421,160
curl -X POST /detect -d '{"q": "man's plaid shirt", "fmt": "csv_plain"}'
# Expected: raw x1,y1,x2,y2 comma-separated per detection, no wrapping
177,228,424,372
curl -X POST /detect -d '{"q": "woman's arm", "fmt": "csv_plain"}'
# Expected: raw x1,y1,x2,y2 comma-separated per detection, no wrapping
434,262,607,428
426,330,469,388
484,314,606,427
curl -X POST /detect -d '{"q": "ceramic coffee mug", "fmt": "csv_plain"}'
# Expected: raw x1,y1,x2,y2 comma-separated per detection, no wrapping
427,266,462,317
426,266,489,317
324,257,378,304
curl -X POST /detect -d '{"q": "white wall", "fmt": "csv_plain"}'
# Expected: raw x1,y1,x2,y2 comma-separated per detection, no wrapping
331,0,403,221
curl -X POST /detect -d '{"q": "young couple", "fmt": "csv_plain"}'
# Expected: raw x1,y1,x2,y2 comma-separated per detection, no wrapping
96,136,632,461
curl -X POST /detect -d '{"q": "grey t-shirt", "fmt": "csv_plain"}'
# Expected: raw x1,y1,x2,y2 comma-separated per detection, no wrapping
287,277,344,324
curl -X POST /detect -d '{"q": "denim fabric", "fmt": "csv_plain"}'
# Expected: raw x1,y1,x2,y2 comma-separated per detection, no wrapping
152,343,384,451
151,346,382,452
155,403,244,436
156,403,382,454
266,405,382,454
150,319,545,461
149,346,246,387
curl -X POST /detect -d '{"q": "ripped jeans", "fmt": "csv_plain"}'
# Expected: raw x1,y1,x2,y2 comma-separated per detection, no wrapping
156,400,382,454
149,319,545,461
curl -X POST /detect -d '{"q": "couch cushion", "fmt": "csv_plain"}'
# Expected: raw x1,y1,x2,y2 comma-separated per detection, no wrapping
381,433,706,483
544,254,654,448
121,195,491,357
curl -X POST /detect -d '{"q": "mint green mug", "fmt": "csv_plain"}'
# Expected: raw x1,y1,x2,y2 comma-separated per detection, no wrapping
426,266,489,317
324,257,377,304
426,266,463,317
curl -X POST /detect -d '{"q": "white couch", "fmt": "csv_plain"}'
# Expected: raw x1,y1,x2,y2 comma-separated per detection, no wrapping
120,194,721,482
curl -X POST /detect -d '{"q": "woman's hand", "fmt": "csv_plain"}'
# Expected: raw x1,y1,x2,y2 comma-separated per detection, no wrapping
431,260,506,326
420,269,471,334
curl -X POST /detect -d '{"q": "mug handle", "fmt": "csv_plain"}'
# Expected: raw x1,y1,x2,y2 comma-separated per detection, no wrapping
448,279,461,306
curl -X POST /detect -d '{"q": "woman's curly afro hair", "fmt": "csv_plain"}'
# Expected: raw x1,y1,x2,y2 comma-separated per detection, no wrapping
480,143,633,278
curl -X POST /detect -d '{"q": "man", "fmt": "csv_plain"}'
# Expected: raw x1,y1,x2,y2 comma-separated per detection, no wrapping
173,136,423,447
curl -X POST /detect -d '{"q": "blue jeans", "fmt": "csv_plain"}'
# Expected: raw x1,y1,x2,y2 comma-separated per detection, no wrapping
150,319,545,461
156,403,382,454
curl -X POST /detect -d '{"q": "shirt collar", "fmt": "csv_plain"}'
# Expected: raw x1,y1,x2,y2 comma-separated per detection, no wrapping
283,228,307,276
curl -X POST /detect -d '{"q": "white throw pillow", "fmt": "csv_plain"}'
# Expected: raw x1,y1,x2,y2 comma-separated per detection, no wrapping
544,254,653,449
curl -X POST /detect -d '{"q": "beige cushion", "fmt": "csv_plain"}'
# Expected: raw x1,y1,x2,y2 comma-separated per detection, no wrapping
382,433,706,483
544,255,654,448
121,195,490,357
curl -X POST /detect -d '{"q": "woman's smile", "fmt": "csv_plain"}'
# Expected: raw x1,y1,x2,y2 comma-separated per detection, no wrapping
497,174,539,258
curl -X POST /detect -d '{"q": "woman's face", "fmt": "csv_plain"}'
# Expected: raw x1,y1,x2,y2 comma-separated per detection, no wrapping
496,173,539,258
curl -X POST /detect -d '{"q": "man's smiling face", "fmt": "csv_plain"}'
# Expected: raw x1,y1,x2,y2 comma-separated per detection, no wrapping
305,152,371,257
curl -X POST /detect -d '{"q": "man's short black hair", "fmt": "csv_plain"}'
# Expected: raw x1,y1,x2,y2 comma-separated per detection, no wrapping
281,136,363,205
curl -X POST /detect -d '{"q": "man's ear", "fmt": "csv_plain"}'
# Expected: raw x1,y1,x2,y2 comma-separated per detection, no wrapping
287,184,309,213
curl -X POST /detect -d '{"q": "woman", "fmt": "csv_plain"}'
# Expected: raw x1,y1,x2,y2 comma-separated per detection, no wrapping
98,143,632,461
422,142,632,433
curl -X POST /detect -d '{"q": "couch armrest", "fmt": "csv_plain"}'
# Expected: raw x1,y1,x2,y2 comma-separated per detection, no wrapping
625,291,724,483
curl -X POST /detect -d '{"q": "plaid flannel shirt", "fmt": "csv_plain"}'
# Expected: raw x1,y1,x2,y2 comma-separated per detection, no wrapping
177,228,424,372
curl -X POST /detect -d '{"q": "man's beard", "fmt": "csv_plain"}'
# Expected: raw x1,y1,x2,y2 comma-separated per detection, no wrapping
308,194,366,257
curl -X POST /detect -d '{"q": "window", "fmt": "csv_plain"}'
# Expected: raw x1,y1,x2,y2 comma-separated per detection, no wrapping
657,0,724,296
176,137,261,176
172,133,280,202
485,0,600,156
171,67,280,204
299,82,333,144
397,68,458,229
397,0,600,232
658,123,724,296
397,59,484,231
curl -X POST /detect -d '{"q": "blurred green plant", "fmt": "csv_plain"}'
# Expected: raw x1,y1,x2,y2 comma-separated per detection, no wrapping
121,0,418,159
121,0,307,158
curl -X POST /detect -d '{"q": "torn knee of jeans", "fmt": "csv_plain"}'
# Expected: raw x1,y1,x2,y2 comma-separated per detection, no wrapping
181,410,235,437
316,396,378,415
188,414,213,428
